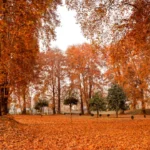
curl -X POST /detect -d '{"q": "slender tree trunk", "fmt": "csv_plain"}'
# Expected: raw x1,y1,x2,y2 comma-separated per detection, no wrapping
0,89,2,116
0,86,3,116
52,84,56,114
3,97,8,115
83,81,91,114
79,74,84,114
86,100,91,115
70,104,72,115
96,109,99,118
0,105,1,116
0,85,8,115
79,86,84,115
57,77,61,114
80,96,84,115
141,89,145,113
22,88,26,114
88,79,92,115
88,76,92,100
70,104,72,123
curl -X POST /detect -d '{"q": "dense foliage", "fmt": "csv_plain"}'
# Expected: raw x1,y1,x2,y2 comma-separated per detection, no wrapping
64,96,78,114
107,84,127,117
89,92,106,117
34,99,48,111
64,97,78,106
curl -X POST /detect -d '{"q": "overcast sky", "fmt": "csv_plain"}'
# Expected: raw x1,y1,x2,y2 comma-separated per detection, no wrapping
51,3,88,51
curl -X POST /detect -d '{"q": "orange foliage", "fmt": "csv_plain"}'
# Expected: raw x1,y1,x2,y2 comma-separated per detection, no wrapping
66,43,104,114
0,0,61,115
1,115,150,149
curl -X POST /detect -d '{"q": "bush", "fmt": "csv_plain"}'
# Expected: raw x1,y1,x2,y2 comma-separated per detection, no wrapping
34,99,48,111
89,92,106,118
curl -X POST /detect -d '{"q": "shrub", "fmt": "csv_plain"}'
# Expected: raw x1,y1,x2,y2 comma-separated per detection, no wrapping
64,96,78,115
34,99,48,112
89,92,106,118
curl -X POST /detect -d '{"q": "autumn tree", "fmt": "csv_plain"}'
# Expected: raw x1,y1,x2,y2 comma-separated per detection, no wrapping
64,96,78,115
66,0,150,111
34,49,66,114
0,0,61,115
107,84,127,118
66,43,104,114
104,0,150,109
34,99,48,114
89,92,106,118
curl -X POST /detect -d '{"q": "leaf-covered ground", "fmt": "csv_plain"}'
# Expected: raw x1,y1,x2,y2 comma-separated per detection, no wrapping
1,115,150,150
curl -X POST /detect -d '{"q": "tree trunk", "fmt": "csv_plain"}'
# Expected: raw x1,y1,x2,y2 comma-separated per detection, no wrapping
52,84,56,114
79,87,84,115
88,76,92,100
86,100,91,115
88,79,92,115
0,90,2,116
70,104,72,115
0,87,3,116
96,109,99,118
0,85,8,115
70,104,72,123
57,77,61,114
141,89,145,113
2,97,8,115
22,88,26,114
80,97,84,115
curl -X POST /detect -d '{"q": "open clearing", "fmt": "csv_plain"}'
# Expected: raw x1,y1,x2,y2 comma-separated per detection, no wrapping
1,115,150,150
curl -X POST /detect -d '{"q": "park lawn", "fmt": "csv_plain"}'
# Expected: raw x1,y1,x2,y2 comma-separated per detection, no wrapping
0,115,150,150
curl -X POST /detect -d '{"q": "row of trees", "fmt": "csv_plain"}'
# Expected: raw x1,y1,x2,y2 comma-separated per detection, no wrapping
35,83,127,118
66,0,150,110
8,43,127,115
4,41,150,115
31,43,105,115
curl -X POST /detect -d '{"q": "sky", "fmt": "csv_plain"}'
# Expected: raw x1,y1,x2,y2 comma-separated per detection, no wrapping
51,3,88,51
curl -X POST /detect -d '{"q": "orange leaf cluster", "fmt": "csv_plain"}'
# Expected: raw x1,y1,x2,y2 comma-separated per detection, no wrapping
1,115,150,149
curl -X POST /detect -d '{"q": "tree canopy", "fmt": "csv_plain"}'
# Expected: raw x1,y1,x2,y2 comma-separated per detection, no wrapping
107,84,127,117
90,92,106,117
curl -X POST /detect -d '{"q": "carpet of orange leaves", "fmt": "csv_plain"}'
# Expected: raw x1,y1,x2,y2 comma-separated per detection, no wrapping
0,115,150,150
